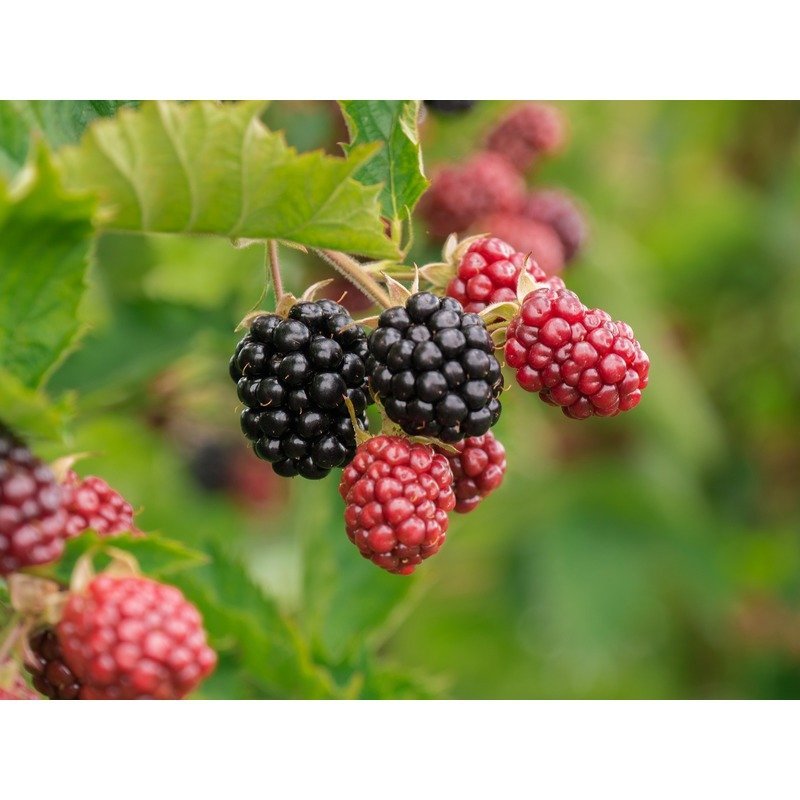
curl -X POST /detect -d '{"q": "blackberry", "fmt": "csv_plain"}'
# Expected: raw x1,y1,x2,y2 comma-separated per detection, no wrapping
339,435,455,574
418,152,525,239
366,293,503,442
25,626,82,700
58,575,216,699
438,431,507,513
447,235,564,313
0,424,68,576
523,190,588,262
424,100,477,114
486,102,566,172
505,287,650,418
230,300,371,479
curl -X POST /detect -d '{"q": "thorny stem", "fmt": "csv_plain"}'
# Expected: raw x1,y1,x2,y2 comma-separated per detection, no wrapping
314,249,393,310
268,240,284,302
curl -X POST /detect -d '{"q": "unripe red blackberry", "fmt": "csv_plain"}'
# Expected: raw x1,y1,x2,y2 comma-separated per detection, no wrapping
523,190,588,262
63,470,140,538
230,299,371,480
0,425,68,576
339,435,455,574
419,152,525,238
58,574,217,700
486,102,566,172
25,626,82,700
438,432,507,513
366,292,503,443
446,236,564,314
505,287,650,418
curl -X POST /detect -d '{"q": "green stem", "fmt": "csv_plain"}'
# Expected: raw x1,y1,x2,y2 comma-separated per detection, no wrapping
314,249,393,310
268,240,284,302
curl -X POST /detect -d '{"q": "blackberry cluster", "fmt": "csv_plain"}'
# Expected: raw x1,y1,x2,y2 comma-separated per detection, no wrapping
26,627,81,700
0,425,68,576
367,292,503,442
230,300,371,480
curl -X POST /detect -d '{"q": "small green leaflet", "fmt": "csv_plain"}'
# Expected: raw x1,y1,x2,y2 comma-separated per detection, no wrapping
0,144,95,390
0,100,136,179
340,100,428,230
57,101,399,259
52,531,209,585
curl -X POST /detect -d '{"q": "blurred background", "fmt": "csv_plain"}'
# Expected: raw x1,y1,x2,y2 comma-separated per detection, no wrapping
45,101,800,698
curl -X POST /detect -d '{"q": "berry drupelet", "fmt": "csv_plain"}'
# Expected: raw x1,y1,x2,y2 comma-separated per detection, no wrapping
230,300,371,480
505,287,650,418
366,293,503,443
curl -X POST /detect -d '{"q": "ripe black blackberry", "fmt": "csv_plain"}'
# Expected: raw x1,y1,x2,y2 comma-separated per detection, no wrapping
424,100,477,114
229,299,371,480
366,292,503,442
26,627,81,700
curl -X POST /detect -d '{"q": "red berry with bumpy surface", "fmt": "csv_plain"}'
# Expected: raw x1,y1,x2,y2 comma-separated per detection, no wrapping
447,236,564,314
419,152,525,238
0,426,68,576
63,470,140,538
523,190,588,262
486,102,566,172
339,435,456,575
505,287,650,418
58,575,217,699
439,432,507,513
470,215,566,277
25,627,82,700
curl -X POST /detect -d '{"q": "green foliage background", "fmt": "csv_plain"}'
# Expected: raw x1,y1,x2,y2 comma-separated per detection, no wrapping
1,100,799,698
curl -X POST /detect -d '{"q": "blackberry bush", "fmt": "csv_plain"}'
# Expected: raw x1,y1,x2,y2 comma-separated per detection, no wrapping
366,292,503,442
230,299,372,479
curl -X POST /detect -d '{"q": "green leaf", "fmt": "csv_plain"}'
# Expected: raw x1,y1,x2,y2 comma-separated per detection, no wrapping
52,531,208,585
57,101,399,259
169,542,338,698
300,481,422,662
0,144,96,388
0,101,136,178
340,100,428,227
0,366,73,443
